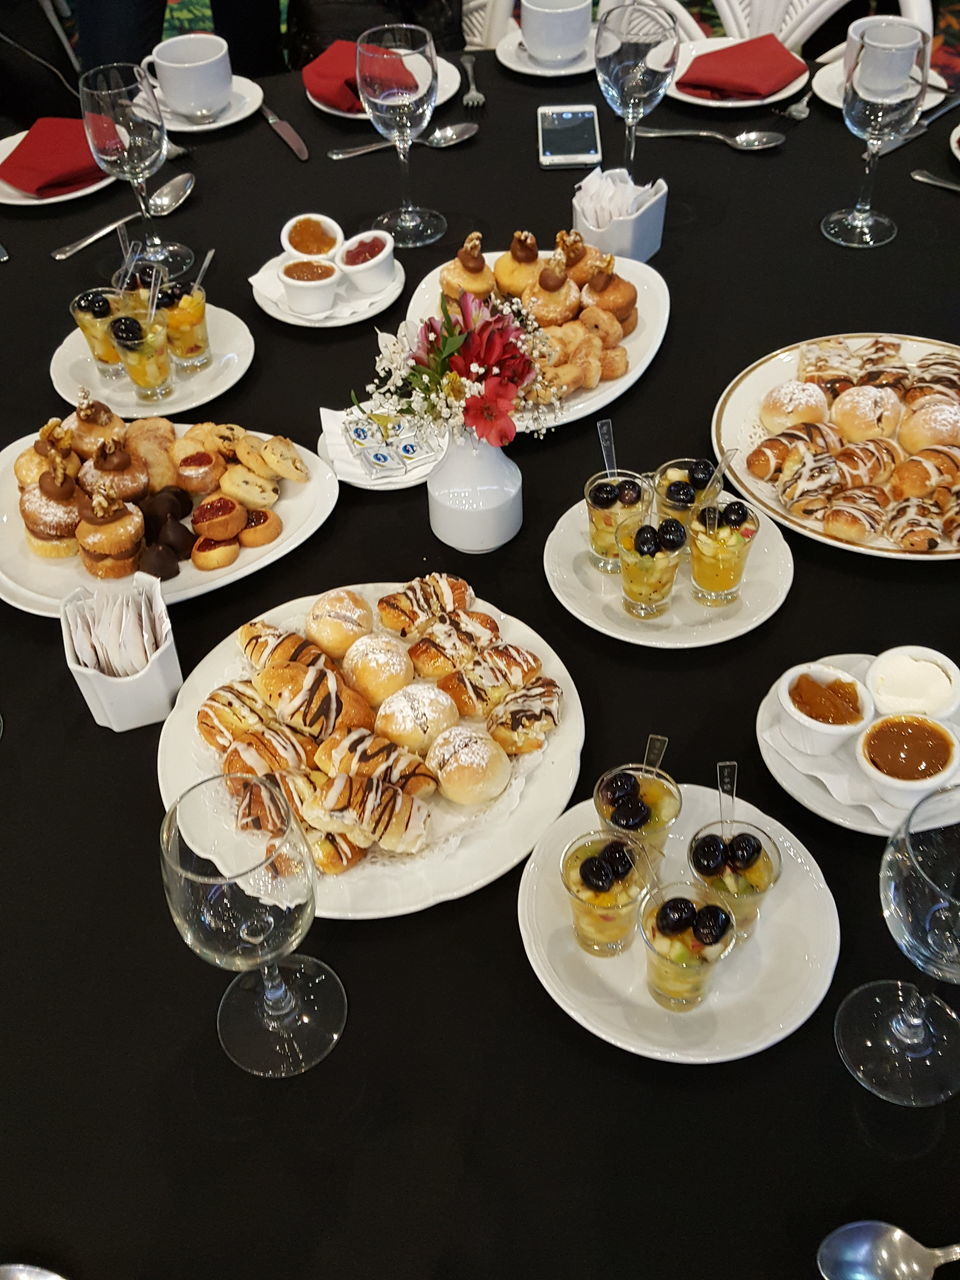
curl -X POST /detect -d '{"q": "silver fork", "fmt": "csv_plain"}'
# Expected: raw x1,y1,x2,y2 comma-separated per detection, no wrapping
773,88,813,121
461,54,485,109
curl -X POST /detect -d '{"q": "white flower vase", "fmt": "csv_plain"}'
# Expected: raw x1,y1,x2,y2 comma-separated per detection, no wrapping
427,434,523,554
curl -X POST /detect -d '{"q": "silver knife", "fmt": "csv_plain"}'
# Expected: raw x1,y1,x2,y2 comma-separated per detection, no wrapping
260,104,309,161
878,93,960,155
0,241,8,263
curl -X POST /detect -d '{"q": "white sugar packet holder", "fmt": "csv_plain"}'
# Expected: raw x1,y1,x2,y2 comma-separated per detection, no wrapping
573,167,667,262
60,572,183,732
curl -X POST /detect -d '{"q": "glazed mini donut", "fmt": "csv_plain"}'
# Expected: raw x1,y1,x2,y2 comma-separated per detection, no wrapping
759,380,829,434
191,536,240,570
579,255,637,322
555,229,606,288
520,254,580,327
191,494,247,541
898,399,960,455
600,347,629,381
579,305,623,349
829,385,902,443
439,231,495,300
238,508,283,547
305,588,373,659
176,448,226,494
341,633,414,708
219,463,280,508
493,230,541,298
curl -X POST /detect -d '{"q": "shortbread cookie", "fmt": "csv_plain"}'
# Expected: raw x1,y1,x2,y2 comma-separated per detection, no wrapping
262,435,309,482
235,435,279,479
220,463,280,508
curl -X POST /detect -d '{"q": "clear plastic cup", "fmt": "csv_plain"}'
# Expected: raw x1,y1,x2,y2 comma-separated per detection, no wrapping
583,469,647,572
160,282,210,370
689,494,760,607
110,260,169,318
560,830,653,956
69,287,125,380
640,880,737,1011
593,763,682,853
616,513,685,618
109,315,173,401
687,820,782,938
653,458,708,529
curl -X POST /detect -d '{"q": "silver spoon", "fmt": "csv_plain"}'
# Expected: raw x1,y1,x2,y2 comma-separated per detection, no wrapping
635,126,785,151
327,122,478,161
51,172,195,260
911,169,960,195
774,87,814,120
818,1221,960,1280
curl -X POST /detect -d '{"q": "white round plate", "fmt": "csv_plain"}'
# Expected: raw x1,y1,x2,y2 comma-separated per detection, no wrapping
543,497,793,648
157,75,264,132
518,789,840,1063
315,408,439,492
251,253,405,328
306,56,460,119
667,37,809,108
712,331,960,560
951,121,960,162
50,305,255,418
405,252,670,429
0,131,114,206
495,27,596,77
0,430,338,618
157,586,586,919
812,60,946,111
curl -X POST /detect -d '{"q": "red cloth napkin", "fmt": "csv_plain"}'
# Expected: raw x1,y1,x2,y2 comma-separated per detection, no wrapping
302,39,417,113
676,34,806,100
0,117,103,198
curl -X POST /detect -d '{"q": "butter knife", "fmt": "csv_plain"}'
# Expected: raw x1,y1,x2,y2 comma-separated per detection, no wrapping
878,93,960,155
260,104,309,161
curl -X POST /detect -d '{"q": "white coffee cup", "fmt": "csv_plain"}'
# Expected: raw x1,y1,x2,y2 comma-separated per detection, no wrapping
142,33,233,122
843,16,928,84
521,0,592,65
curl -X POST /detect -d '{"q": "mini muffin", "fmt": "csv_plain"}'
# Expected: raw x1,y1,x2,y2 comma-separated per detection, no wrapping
62,389,125,460
439,231,495,301
75,490,145,578
14,418,81,489
521,253,581,327
78,438,149,502
19,456,81,558
494,230,541,297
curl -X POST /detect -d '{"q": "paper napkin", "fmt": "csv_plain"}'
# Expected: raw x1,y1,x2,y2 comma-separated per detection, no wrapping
573,167,667,261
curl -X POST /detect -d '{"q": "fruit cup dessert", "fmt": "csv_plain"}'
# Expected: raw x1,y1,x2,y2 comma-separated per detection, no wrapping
688,495,760,607
157,281,210,370
593,764,681,854
560,830,651,956
641,882,736,1010
654,457,716,529
110,262,169,316
688,821,781,937
583,470,646,572
616,514,687,618
70,288,125,381
108,315,173,402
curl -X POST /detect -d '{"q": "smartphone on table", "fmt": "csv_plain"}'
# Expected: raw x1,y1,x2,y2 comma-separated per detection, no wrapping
537,104,602,168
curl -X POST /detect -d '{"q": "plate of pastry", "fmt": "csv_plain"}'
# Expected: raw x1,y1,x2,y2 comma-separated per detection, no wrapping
1,414,338,617
157,575,586,919
811,60,946,112
712,332,960,559
518,789,840,1063
666,37,809,109
305,56,461,119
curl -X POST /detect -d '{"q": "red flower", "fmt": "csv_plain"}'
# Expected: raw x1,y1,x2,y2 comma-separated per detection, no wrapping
448,315,536,390
463,376,518,447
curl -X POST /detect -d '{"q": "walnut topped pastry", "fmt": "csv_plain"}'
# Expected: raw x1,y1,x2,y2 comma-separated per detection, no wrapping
555,229,605,288
75,488,145,578
494,230,542,297
77,437,149,502
579,254,637,323
14,417,80,489
521,252,581,327
19,454,82,558
62,388,125,459
439,231,495,301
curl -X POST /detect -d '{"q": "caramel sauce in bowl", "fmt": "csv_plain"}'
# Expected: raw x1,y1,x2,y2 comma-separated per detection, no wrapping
777,661,872,755
280,212,344,260
857,714,959,805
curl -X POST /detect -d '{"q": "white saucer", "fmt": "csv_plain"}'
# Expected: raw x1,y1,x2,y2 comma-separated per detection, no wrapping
496,27,596,77
250,253,405,328
157,75,264,133
518,791,840,1063
811,60,946,112
667,36,809,108
317,406,440,490
0,132,114,207
951,121,960,162
306,57,460,119
543,499,793,648
50,305,254,418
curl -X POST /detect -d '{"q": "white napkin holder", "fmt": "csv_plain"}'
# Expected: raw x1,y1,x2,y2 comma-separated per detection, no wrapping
573,169,668,262
60,573,183,732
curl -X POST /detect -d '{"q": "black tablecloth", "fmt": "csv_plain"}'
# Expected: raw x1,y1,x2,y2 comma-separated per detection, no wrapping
2,56,959,1280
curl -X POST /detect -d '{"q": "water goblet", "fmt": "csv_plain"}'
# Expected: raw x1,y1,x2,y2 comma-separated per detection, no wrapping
79,62,194,278
356,25,446,248
834,784,960,1106
821,20,929,248
595,3,680,173
160,774,347,1078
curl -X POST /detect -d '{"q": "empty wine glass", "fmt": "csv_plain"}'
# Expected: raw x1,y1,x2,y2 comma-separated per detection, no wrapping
79,63,194,278
356,24,446,248
834,785,960,1106
161,774,347,1078
595,3,680,172
821,20,929,248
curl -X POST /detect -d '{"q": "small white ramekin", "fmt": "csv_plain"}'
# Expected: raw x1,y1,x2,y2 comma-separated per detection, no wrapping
335,231,395,295
777,662,873,755
278,255,341,316
856,714,959,807
866,645,960,720
280,213,344,260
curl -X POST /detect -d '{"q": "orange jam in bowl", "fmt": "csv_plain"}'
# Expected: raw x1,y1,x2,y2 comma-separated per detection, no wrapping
789,673,861,724
283,260,334,282
288,217,336,256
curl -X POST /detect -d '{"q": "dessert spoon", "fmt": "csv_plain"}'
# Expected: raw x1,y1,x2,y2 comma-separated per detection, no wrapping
817,1220,960,1280
328,123,478,160
635,126,785,150
911,169,960,195
51,172,195,260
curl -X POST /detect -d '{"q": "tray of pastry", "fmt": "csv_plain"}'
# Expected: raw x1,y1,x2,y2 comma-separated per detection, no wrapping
157,574,586,919
711,333,960,560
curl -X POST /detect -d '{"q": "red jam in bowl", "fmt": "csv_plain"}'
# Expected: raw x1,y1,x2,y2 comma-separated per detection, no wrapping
343,236,386,266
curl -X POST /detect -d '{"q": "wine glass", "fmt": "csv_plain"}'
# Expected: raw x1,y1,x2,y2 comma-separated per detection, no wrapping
356,25,446,248
821,20,929,249
595,3,680,173
79,63,194,278
161,774,347,1078
835,785,960,1107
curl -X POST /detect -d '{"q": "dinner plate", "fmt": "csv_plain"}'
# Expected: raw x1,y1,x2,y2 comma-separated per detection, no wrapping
50,305,255,418
542,497,793,647
250,254,405,328
711,331,960,560
0,429,338,618
495,27,596,77
0,132,114,207
306,56,461,119
811,60,946,111
667,37,809,108
155,75,264,132
405,253,670,430
518,790,840,1062
157,586,586,919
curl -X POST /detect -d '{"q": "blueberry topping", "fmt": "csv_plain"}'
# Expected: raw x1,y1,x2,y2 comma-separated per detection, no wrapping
727,832,762,870
693,904,732,946
657,897,696,935
697,505,721,530
617,479,642,506
611,796,650,830
600,840,633,881
579,855,613,892
600,771,638,807
156,282,186,309
658,518,686,552
723,500,749,528
689,459,714,489
109,315,144,349
127,263,163,288
633,524,659,557
589,482,618,509
691,834,727,877
75,290,111,319
665,480,695,507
